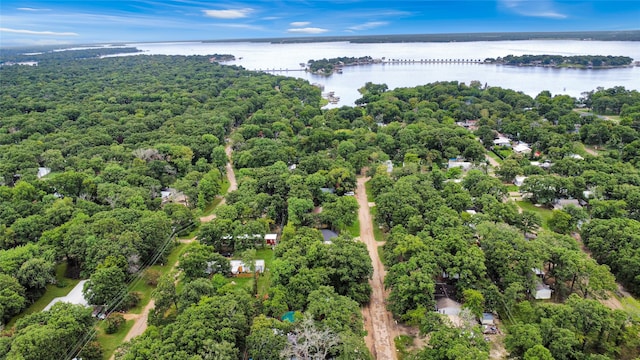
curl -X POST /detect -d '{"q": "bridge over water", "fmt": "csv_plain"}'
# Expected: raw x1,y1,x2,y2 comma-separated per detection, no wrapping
254,58,485,73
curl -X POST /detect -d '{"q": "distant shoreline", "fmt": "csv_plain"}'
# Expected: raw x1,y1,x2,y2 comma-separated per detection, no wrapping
204,30,640,44
2,31,639,50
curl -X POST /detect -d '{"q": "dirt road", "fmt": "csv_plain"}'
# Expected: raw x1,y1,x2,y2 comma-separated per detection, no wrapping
357,177,398,360
121,299,155,343
114,142,237,356
199,143,238,223
485,154,501,168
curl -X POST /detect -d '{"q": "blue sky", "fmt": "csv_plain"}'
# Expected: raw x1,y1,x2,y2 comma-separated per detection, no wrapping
1,1,639,46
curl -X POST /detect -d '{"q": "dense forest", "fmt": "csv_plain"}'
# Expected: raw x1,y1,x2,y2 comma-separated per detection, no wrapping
487,54,634,68
0,50,639,359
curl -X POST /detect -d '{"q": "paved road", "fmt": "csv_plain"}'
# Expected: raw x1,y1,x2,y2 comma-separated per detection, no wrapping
357,177,398,360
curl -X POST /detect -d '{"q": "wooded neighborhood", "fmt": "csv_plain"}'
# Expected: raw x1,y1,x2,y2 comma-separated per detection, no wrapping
0,49,639,359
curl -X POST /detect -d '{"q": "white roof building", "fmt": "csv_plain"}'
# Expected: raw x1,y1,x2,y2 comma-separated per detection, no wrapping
553,199,582,210
513,143,531,154
514,175,527,187
230,260,265,274
44,280,89,310
493,137,511,147
384,160,393,173
448,159,473,171
265,234,277,241
37,167,51,179
534,281,552,300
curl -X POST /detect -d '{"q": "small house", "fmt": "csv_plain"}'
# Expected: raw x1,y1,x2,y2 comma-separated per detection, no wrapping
384,160,394,173
265,233,278,246
447,159,473,171
514,175,527,187
435,297,462,316
534,281,552,300
513,143,531,154
481,313,495,326
160,188,182,204
553,199,582,211
532,268,545,277
321,229,338,244
37,167,51,179
230,260,265,275
493,137,511,147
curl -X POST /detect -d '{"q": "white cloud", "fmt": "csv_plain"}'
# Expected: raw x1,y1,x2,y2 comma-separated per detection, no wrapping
348,21,388,31
499,0,567,19
287,27,328,34
202,8,253,19
290,21,310,27
0,27,78,36
17,7,50,11
214,23,265,31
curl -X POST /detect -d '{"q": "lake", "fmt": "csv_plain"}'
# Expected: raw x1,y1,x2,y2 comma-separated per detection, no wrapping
123,40,640,107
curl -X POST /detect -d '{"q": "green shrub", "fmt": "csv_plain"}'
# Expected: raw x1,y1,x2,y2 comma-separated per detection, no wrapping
143,269,161,287
105,313,124,334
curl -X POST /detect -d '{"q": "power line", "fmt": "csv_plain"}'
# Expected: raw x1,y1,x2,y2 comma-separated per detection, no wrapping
64,225,184,360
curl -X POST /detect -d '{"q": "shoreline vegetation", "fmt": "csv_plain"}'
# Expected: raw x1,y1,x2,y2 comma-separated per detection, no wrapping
486,54,635,69
204,30,640,44
305,54,637,76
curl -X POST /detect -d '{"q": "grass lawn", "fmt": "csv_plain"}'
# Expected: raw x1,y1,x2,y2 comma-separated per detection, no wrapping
200,178,231,217
226,247,275,295
97,319,135,360
365,179,375,202
486,151,503,165
128,242,187,314
516,200,554,230
369,206,385,242
394,334,414,359
506,184,519,192
255,248,275,295
498,149,513,159
620,295,640,321
6,262,81,328
346,219,361,238
364,179,385,241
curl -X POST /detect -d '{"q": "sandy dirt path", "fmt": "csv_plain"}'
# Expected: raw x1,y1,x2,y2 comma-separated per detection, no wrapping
121,299,155,343
114,142,237,356
198,143,238,223
571,232,632,311
583,146,599,157
485,153,501,168
357,177,398,360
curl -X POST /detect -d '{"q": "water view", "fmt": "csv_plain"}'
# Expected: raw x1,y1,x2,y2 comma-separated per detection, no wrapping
125,40,640,107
